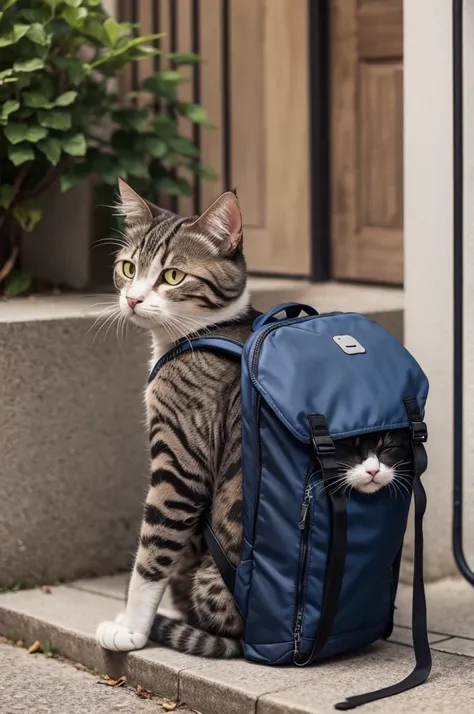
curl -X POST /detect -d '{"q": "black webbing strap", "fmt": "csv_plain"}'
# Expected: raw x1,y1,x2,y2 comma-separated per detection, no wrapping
295,415,347,666
335,399,431,710
203,519,237,594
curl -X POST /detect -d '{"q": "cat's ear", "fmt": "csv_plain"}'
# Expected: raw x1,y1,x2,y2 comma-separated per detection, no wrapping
192,190,243,255
117,178,171,226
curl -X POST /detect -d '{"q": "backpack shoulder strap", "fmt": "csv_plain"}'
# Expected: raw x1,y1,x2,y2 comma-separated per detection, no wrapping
148,336,244,383
336,398,431,710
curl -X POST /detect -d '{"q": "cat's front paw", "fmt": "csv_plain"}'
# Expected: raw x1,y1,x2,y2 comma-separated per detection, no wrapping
96,621,148,652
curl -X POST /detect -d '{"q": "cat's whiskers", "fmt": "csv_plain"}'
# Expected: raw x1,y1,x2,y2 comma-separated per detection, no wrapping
92,306,122,343
86,304,119,338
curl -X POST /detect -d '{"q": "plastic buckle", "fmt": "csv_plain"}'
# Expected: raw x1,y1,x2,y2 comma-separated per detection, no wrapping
411,421,428,443
312,435,336,455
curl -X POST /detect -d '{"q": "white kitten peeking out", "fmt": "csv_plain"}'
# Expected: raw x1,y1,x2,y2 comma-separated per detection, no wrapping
334,430,412,496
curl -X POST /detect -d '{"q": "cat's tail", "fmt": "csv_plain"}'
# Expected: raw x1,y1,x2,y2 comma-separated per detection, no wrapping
149,614,242,658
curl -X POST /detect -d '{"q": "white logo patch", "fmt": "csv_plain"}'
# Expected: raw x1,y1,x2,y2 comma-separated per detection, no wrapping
333,335,366,355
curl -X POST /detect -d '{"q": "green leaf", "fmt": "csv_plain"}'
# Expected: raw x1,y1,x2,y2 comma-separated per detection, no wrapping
191,162,218,181
84,19,106,43
4,122,27,144
38,111,72,131
61,133,86,157
22,91,54,109
168,52,202,66
157,177,193,197
104,18,121,47
153,115,176,140
62,6,87,28
27,23,48,46
0,23,30,47
37,137,61,165
158,69,188,84
2,0,21,11
63,0,82,6
142,75,177,101
13,205,41,232
8,143,34,166
119,152,149,179
14,58,45,72
3,268,33,297
52,57,86,86
181,103,211,125
0,68,15,80
25,126,48,143
60,165,88,191
141,136,167,159
0,100,20,123
168,136,199,157
55,91,78,107
113,108,148,132
88,32,164,68
0,185,14,209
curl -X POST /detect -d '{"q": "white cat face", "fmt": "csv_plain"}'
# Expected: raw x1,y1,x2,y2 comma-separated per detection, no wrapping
342,455,396,494
335,431,412,496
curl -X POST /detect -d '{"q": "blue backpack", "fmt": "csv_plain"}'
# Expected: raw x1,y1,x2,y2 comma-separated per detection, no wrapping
150,303,431,710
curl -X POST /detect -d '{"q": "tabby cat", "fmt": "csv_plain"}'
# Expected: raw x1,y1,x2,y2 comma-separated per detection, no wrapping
96,180,412,657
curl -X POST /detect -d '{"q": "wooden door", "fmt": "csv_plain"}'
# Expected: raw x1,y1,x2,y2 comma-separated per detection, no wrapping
330,0,404,284
119,1,311,277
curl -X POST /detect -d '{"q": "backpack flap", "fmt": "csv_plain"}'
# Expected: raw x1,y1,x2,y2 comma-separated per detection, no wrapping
246,312,429,441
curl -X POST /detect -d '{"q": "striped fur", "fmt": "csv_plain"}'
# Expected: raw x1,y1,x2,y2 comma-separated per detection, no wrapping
96,182,251,657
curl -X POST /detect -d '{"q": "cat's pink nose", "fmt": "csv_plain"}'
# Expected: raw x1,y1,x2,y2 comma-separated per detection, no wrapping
366,467,379,477
127,297,141,311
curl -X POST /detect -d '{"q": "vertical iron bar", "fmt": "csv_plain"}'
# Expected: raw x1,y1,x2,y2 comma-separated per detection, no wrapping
131,0,139,102
152,0,161,114
452,0,474,585
308,0,330,281
192,0,201,215
221,0,231,191
169,0,179,213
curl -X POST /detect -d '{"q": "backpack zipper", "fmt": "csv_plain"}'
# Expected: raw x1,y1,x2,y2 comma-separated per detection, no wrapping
293,479,313,659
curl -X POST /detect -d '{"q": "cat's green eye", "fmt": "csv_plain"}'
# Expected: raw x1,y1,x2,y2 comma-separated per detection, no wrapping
122,261,135,279
163,268,186,286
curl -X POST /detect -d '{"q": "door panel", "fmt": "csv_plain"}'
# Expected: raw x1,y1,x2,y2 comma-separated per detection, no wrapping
119,0,310,277
331,0,403,284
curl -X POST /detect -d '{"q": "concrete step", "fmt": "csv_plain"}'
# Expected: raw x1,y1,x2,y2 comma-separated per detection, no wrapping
0,575,473,714
0,281,403,588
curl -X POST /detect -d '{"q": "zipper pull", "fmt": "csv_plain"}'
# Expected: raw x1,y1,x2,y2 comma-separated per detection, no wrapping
298,487,312,529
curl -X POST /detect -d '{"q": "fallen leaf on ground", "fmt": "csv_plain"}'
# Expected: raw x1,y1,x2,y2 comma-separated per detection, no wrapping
162,700,178,711
98,675,127,687
28,641,42,654
136,685,152,699
15,640,24,648
73,662,89,672
41,586,52,594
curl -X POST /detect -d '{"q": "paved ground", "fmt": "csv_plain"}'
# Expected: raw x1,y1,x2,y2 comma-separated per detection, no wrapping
0,575,473,713
0,640,195,714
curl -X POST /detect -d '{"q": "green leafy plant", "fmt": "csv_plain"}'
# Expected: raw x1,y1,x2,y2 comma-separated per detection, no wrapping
0,0,216,295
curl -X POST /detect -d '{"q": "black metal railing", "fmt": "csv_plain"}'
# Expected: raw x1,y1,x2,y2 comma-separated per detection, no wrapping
127,0,233,217
452,0,474,586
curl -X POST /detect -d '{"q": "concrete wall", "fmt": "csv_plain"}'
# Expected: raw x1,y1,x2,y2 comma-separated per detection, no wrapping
404,0,461,580
0,317,149,587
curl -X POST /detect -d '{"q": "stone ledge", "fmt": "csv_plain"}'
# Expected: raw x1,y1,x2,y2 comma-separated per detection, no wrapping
0,575,473,714
0,280,403,327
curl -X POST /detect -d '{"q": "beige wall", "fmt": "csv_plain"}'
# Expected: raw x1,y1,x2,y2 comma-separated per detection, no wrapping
404,0,458,580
